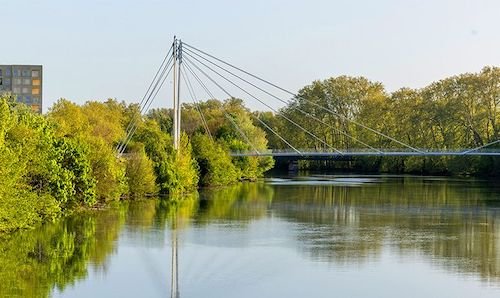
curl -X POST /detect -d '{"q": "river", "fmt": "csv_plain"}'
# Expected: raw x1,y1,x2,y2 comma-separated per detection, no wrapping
1,174,499,297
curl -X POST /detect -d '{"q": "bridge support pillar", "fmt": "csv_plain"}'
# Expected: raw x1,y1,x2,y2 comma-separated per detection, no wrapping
288,160,299,172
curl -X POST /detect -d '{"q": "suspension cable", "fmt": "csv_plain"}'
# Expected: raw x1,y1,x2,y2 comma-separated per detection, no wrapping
289,106,382,153
119,61,175,154
183,42,423,153
253,112,302,155
182,61,260,155
180,63,214,141
117,43,174,152
118,53,175,153
462,139,500,155
184,49,379,153
183,55,342,154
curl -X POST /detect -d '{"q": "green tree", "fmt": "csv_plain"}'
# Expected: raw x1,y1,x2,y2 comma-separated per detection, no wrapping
192,133,239,186
48,99,127,201
125,143,158,197
0,97,60,232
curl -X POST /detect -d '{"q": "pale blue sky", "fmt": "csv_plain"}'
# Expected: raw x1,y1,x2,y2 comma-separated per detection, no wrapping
2,0,499,112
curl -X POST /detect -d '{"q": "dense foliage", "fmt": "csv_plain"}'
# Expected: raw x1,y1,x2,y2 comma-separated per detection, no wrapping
149,98,275,185
0,95,273,232
256,67,499,175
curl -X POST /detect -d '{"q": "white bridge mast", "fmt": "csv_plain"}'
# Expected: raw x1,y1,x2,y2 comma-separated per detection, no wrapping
172,37,182,151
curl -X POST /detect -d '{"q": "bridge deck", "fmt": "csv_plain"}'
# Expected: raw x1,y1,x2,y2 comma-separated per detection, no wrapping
231,150,500,158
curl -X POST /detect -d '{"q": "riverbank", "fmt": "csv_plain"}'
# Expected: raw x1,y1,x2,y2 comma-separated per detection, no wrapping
0,96,273,233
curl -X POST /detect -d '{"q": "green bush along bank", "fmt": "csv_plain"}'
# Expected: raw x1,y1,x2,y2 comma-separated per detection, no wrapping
0,96,272,233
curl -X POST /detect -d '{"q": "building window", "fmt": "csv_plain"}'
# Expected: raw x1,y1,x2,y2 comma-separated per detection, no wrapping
4,78,10,85
25,95,32,103
5,68,10,76
32,88,40,95
22,87,29,94
23,78,31,85
21,70,30,77
13,87,21,93
13,78,22,85
32,70,39,77
13,69,20,77
0,69,2,76
0,78,2,86
31,105,40,112
33,97,40,103
32,79,41,86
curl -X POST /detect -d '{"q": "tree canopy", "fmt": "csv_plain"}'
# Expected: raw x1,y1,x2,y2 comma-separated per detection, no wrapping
256,67,499,175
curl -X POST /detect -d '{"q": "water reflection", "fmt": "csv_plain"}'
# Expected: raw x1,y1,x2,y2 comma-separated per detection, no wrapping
269,176,500,281
171,218,179,298
0,205,125,297
0,176,499,297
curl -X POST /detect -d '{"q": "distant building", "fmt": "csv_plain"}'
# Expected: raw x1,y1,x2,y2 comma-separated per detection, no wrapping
0,65,43,113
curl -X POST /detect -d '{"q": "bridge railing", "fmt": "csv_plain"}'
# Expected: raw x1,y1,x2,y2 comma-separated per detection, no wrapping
230,148,500,157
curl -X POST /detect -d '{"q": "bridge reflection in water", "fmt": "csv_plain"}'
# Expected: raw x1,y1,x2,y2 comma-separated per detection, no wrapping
170,214,180,298
1,177,499,297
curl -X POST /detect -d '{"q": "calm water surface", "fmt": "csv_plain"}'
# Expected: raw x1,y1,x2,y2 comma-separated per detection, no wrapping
1,175,500,297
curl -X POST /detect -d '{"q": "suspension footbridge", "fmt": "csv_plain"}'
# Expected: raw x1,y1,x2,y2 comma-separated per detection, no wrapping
116,37,500,160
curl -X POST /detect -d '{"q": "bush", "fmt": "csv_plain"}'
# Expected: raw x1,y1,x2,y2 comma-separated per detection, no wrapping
125,143,158,197
192,134,239,186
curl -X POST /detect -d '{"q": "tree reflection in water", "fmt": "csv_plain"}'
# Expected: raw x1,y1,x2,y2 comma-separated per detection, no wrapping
268,176,500,282
0,177,499,297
